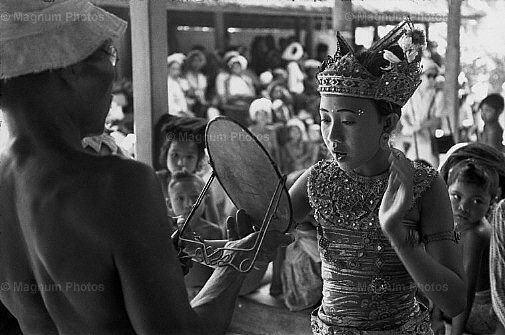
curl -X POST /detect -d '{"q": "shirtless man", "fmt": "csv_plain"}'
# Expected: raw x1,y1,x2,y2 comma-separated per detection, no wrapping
0,1,291,334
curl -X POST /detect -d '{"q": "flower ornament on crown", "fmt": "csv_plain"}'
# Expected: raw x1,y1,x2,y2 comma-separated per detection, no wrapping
317,19,426,107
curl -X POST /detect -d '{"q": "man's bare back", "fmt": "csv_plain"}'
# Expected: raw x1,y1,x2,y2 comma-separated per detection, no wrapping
0,151,193,333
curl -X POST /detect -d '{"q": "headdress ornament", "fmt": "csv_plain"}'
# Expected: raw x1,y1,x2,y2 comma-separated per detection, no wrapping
317,18,426,107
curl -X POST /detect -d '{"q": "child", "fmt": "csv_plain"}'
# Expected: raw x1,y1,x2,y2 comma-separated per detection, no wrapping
439,143,505,335
267,80,294,124
168,170,222,240
478,93,504,152
247,98,281,166
443,159,499,334
280,169,323,312
288,22,465,333
167,53,195,118
280,118,314,174
282,42,305,96
156,116,220,224
167,170,223,300
183,49,208,118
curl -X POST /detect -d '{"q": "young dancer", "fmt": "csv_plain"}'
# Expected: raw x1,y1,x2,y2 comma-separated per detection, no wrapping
288,21,465,334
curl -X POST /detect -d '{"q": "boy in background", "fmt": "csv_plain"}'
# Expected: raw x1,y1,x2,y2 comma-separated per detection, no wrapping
168,170,223,300
478,93,504,152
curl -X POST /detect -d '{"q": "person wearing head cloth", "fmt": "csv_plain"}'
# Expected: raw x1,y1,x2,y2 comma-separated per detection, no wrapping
222,54,255,105
182,50,208,118
282,42,306,95
247,97,280,166
0,1,292,334
400,57,445,168
437,143,505,335
167,52,195,118
288,19,465,334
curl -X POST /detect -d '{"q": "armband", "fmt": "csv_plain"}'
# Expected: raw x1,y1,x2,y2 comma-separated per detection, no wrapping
421,230,460,245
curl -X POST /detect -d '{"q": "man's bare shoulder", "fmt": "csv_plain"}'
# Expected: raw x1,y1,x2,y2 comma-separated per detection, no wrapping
25,155,169,241
65,155,160,199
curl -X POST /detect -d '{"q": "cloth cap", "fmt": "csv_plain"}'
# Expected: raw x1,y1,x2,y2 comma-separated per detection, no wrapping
227,55,248,70
167,53,186,66
223,50,240,64
282,42,304,61
286,117,308,141
249,98,272,122
0,0,127,79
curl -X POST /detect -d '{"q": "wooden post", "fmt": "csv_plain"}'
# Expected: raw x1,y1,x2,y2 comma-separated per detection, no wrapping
332,0,354,52
129,0,168,166
424,22,430,42
445,0,462,142
294,17,301,42
214,10,225,52
306,17,314,58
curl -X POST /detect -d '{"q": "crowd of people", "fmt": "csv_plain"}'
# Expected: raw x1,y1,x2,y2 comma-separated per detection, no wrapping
1,1,505,335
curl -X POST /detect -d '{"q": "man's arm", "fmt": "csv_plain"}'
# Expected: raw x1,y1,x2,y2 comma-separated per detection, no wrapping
110,161,290,334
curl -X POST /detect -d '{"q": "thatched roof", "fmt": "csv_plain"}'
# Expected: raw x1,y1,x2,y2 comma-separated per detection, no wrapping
93,0,486,26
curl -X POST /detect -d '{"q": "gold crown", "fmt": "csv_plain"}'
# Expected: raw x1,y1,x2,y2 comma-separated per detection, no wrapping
318,19,425,107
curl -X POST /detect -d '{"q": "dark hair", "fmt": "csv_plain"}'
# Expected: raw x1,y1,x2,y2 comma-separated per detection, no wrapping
440,143,505,200
158,136,204,170
447,159,499,198
373,99,402,117
479,93,504,113
168,170,205,192
156,116,207,169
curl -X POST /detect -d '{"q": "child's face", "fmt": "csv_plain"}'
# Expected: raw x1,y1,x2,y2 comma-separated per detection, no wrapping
190,56,205,71
448,180,492,226
166,141,200,173
169,180,206,220
231,62,242,75
271,86,284,100
289,126,302,142
480,103,500,123
319,95,385,174
168,62,182,79
255,110,270,126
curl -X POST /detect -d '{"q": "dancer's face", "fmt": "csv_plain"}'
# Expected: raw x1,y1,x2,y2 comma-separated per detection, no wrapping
319,95,389,176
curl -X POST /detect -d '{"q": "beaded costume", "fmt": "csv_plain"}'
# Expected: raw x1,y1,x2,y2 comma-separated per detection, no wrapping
306,18,461,334
308,160,437,334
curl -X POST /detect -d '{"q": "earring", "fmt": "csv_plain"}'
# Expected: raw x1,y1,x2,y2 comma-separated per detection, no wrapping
380,133,390,150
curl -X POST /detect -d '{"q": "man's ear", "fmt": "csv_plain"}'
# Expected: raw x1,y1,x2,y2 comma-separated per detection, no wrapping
383,113,399,133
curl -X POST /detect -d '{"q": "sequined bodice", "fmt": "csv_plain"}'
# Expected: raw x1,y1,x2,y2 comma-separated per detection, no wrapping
308,160,437,330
